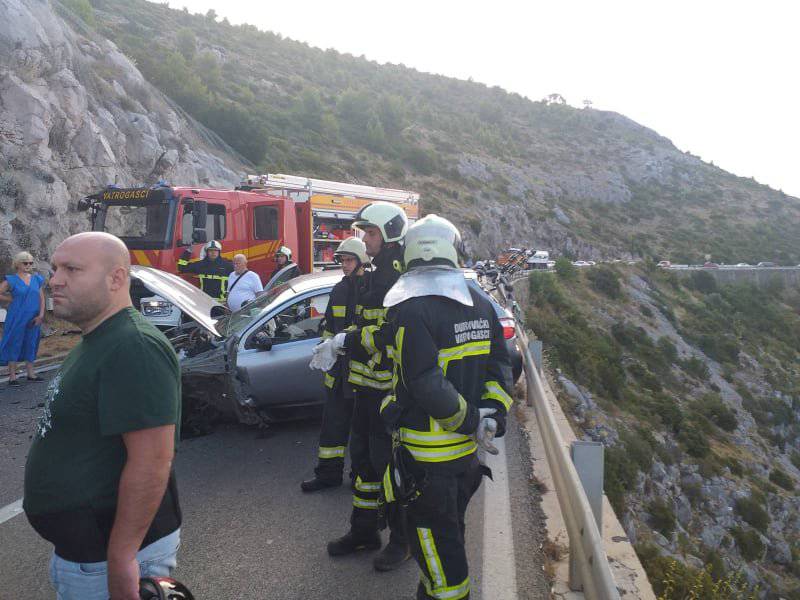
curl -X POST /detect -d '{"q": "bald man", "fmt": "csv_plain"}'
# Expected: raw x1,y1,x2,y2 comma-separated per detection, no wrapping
24,232,183,600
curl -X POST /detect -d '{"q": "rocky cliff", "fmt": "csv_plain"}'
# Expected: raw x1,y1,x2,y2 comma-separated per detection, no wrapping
0,0,244,271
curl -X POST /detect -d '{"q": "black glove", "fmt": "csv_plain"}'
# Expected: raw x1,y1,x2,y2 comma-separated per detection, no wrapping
492,411,507,438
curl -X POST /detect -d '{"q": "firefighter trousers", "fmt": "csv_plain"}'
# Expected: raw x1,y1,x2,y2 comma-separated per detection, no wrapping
407,454,487,600
314,385,355,483
349,390,407,544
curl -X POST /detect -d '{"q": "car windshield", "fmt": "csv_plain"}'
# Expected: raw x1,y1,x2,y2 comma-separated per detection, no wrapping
217,282,295,337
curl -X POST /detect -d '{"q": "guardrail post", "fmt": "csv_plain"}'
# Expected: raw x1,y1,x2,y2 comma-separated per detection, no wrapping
569,441,605,591
528,340,543,375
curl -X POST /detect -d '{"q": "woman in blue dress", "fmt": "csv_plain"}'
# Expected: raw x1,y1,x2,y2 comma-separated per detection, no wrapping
0,251,46,387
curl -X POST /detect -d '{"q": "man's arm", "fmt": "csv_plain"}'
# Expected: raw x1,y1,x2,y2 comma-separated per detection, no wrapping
0,279,11,305
478,312,514,436
107,424,175,600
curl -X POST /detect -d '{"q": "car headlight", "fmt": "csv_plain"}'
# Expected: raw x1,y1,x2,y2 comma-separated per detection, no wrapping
142,300,173,316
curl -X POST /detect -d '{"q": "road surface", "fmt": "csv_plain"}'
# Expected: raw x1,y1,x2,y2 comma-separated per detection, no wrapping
0,372,549,599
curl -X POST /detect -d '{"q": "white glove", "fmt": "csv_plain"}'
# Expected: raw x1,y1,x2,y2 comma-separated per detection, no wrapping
309,332,348,371
476,408,499,455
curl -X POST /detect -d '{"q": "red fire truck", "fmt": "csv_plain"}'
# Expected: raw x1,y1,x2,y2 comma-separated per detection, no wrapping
79,174,419,325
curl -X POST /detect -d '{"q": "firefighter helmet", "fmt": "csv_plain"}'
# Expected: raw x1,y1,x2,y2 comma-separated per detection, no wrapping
334,237,369,266
205,240,222,252
275,245,292,260
139,577,195,600
403,214,464,269
352,202,408,243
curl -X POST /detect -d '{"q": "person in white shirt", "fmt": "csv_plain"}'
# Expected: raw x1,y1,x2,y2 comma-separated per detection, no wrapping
227,254,263,311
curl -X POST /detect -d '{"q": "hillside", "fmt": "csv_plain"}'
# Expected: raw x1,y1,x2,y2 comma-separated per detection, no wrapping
80,0,800,265
520,263,800,598
0,0,245,271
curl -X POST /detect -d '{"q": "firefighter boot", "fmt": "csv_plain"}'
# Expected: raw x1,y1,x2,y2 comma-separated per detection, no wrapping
300,476,342,493
372,534,411,571
327,529,382,556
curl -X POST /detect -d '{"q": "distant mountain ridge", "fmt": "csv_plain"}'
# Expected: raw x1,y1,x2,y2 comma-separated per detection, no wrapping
85,0,800,264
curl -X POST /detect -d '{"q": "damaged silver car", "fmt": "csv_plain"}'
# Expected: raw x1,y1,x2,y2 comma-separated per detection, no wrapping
131,266,338,433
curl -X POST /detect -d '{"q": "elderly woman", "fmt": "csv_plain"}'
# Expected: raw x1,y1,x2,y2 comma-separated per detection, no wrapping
0,251,46,386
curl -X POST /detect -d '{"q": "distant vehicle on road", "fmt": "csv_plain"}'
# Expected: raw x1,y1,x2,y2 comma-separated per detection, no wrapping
526,250,550,270
735,263,750,267
703,262,720,269
657,260,672,268
131,267,523,429
572,260,591,267
756,261,776,267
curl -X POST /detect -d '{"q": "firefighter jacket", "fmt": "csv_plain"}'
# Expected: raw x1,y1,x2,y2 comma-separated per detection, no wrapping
381,286,513,463
344,243,404,392
177,253,233,302
321,272,360,391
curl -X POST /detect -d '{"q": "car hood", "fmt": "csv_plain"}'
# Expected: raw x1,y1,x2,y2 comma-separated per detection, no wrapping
130,265,224,338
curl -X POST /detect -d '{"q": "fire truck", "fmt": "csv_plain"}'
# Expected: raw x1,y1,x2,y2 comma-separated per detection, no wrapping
78,174,419,327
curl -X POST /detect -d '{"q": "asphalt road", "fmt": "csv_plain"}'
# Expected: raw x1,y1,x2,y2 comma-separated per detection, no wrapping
0,372,548,599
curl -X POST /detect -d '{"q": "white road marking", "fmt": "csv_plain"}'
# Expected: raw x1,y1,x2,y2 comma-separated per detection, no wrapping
1,362,61,384
482,436,519,599
0,499,23,526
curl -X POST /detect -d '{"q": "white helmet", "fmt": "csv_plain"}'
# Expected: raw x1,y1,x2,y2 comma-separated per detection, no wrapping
334,237,369,266
352,202,408,243
275,245,292,260
205,240,222,251
403,214,464,269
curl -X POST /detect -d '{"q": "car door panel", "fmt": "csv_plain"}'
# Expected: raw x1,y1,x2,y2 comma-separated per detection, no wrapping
234,290,331,408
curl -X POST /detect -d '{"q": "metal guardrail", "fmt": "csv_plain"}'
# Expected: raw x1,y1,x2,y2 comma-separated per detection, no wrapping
493,278,620,600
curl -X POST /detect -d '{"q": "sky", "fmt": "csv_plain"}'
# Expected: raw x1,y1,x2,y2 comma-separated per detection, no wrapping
167,0,800,198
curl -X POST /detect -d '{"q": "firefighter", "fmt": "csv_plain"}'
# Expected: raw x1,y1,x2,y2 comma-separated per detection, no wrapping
379,215,514,600
302,237,369,493
311,201,411,572
265,245,301,290
177,240,233,302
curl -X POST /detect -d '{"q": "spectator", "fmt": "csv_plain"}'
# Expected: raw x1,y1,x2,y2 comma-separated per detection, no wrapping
227,254,263,311
24,232,182,600
0,251,46,387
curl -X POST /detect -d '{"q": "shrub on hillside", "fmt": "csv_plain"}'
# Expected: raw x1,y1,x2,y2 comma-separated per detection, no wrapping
63,0,95,26
554,257,577,279
586,265,622,298
657,336,678,363
731,527,764,562
647,498,676,538
769,468,794,491
695,393,739,432
678,423,710,458
689,270,718,293
734,496,770,532
680,356,710,380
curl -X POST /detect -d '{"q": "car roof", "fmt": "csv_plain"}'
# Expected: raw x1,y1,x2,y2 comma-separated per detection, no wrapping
287,270,344,293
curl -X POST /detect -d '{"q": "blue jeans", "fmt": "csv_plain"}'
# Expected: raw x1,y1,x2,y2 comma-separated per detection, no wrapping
49,529,180,600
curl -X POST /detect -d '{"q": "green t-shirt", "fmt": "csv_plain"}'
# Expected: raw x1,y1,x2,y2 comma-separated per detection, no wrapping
24,307,181,516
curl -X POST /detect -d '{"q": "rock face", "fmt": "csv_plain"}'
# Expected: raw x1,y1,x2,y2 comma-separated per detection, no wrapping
0,0,244,270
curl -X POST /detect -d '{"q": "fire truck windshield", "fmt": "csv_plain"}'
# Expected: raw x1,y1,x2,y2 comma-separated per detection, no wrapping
102,202,172,248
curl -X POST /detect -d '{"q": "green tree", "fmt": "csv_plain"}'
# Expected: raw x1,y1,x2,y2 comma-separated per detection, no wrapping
195,51,223,94
176,28,196,63
63,0,96,27
377,95,405,137
554,257,577,279
295,90,324,133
